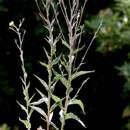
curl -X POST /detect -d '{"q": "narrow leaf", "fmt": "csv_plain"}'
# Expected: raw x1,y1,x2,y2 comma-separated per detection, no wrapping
53,70,68,88
50,121,59,130
28,94,36,103
61,39,70,49
53,34,61,46
17,101,27,114
26,81,30,89
43,47,50,60
30,106,47,119
28,109,34,119
39,61,48,68
50,103,58,112
51,81,57,92
51,95,64,111
31,98,47,106
69,99,85,114
65,113,86,128
52,94,61,103
73,45,85,54
36,88,48,105
34,75,48,91
52,54,62,65
72,70,94,81
19,118,31,129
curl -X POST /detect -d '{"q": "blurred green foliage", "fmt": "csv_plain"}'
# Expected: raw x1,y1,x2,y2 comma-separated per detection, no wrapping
86,0,130,53
86,0,130,129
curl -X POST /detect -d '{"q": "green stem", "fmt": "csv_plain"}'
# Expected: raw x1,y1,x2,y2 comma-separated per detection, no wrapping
60,48,73,130
47,29,53,130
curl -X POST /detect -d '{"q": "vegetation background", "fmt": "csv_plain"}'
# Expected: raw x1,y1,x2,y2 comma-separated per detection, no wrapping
0,0,130,130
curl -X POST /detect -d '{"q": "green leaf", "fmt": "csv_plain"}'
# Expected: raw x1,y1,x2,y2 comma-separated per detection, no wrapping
34,75,48,91
43,47,50,60
52,54,62,65
28,109,34,119
68,99,85,114
31,89,48,106
51,95,64,111
28,94,36,103
31,98,48,106
50,103,58,112
52,94,61,102
61,39,70,50
53,34,61,46
72,71,94,81
17,101,27,114
53,70,68,88
60,60,69,72
35,88,48,105
30,106,47,119
65,113,86,128
50,121,59,130
73,45,85,54
19,118,31,129
39,61,48,68
51,81,57,92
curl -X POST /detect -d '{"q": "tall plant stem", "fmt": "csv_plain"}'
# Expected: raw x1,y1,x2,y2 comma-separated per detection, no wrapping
60,14,74,130
9,19,32,130
47,58,52,130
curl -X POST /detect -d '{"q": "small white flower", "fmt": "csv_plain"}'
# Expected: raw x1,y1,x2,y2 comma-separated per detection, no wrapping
9,21,14,27
123,16,128,23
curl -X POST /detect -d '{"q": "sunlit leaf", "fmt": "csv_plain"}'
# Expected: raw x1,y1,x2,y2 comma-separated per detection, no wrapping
30,106,47,119
61,39,70,50
39,61,48,68
52,94,61,102
43,47,50,60
19,118,31,129
71,71,94,81
28,94,36,103
53,70,68,88
51,81,57,92
50,121,59,130
34,75,48,91
17,101,27,114
36,88,48,105
68,99,85,114
31,98,48,106
51,95,63,111
52,54,62,65
28,109,34,119
65,113,86,128
50,103,58,112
